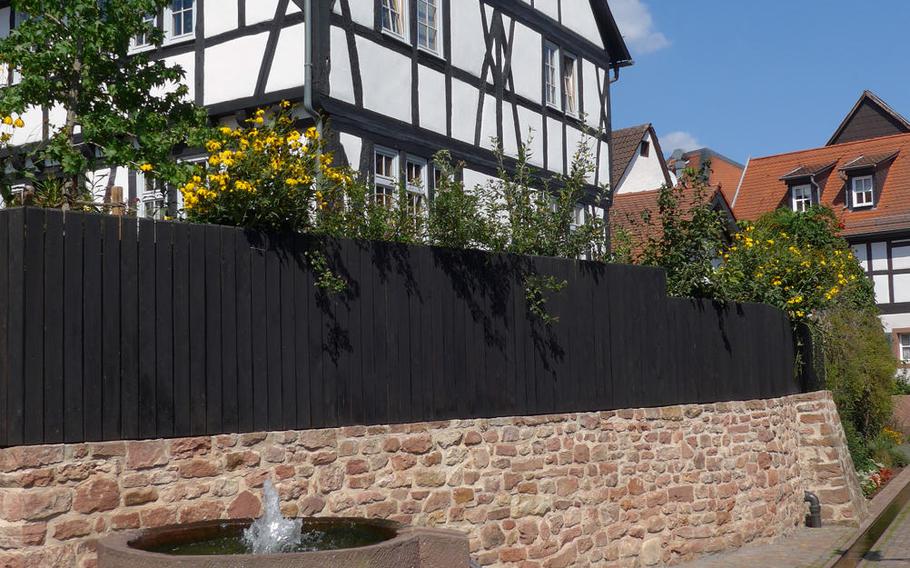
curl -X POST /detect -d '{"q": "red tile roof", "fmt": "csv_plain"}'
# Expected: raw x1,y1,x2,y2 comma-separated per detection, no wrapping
611,124,651,188
733,132,910,237
611,185,727,258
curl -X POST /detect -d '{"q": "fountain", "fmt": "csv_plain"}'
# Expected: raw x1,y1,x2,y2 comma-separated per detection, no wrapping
97,480,470,567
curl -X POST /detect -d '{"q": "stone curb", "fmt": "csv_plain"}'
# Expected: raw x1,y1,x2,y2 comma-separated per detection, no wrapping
821,465,910,568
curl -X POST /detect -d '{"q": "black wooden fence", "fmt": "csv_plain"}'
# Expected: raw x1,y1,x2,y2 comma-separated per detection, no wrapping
0,207,802,447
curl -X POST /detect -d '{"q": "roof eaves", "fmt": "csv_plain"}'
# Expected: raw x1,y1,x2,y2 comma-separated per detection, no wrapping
827,90,910,146
589,0,634,68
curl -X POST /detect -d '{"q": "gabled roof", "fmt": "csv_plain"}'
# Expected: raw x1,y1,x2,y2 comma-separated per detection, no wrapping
734,132,910,237
827,91,910,146
610,124,672,190
611,185,734,259
589,0,634,68
779,161,836,181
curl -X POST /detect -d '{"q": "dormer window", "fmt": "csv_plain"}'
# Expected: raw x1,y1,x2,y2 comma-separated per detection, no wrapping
851,174,874,208
791,184,813,212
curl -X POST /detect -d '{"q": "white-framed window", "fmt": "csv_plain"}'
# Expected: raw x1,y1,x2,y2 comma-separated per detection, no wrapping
562,52,579,116
380,0,407,40
405,156,428,219
543,42,559,108
852,175,874,208
900,333,910,363
374,147,399,207
137,172,168,220
165,0,195,41
570,203,587,231
132,13,158,50
791,184,812,212
417,0,441,54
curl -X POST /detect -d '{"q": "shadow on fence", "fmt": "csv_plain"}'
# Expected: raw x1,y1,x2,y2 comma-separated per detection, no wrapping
0,207,805,447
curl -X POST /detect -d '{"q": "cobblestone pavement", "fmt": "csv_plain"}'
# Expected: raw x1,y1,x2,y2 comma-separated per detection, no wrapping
673,527,856,568
859,501,910,567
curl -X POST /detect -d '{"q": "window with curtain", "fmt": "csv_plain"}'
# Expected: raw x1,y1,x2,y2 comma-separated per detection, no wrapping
381,0,406,38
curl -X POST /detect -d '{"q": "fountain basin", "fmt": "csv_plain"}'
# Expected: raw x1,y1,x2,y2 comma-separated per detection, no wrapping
97,518,471,568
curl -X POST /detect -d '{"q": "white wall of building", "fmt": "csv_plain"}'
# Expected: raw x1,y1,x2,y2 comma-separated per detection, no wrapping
615,131,667,195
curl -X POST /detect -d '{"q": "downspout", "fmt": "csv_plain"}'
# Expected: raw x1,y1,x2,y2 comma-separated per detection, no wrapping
302,0,317,128
604,64,621,255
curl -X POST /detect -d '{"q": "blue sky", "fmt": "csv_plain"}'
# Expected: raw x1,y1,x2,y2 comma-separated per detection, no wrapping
610,0,910,164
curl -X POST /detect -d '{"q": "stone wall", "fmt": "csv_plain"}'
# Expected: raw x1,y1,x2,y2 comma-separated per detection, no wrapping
0,391,863,568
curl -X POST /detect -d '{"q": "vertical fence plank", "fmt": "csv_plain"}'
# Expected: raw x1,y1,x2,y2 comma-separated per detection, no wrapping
137,218,157,439
360,244,378,425
264,235,282,430
220,227,239,434
279,236,296,429
120,217,139,440
188,223,207,435
82,213,103,442
204,224,222,434
292,239,310,430
59,215,82,441
44,211,64,443
6,209,23,446
100,215,121,441
22,209,44,444
172,223,191,437
0,210,8,447
235,230,254,433
250,241,269,432
155,222,175,437
345,240,365,426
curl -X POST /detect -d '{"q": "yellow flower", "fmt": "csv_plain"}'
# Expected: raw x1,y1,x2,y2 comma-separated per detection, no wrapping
219,126,232,135
2,116,12,126
305,127,319,140
13,117,24,128
206,140,222,152
140,163,153,172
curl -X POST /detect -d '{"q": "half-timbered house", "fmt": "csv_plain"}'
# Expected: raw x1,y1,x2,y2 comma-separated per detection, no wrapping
733,91,910,361
0,0,633,220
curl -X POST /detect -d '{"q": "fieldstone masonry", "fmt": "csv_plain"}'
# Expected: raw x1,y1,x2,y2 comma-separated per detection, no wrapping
0,391,864,568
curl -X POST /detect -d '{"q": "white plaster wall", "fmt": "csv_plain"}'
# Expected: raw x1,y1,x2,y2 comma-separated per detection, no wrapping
451,79,478,144
565,126,593,184
247,0,280,25
546,116,563,174
205,0,238,37
480,95,498,150
516,106,543,167
510,22,541,103
338,132,363,170
562,3,604,49
615,131,667,194
266,23,305,93
598,140,611,188
349,1,373,27
11,108,43,145
204,33,269,105
582,59,603,130
502,107,519,159
418,66,447,135
161,52,196,101
330,26,355,104
534,0,560,22
357,38,412,124
872,242,888,271
463,168,498,193
451,0,485,78
883,313,910,333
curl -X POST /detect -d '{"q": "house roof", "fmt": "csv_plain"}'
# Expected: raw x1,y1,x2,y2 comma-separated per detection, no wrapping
610,123,673,191
668,148,745,205
611,185,732,258
589,0,634,68
827,91,910,146
734,132,910,237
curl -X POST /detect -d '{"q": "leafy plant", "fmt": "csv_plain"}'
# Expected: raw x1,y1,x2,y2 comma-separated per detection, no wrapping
0,0,207,200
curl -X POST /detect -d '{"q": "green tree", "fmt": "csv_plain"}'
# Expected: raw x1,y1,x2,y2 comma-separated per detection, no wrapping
0,0,207,199
716,207,874,323
635,170,728,297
